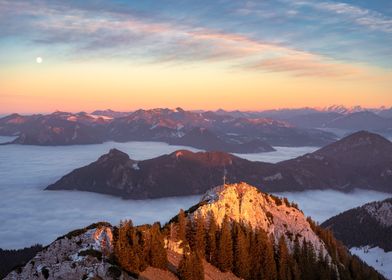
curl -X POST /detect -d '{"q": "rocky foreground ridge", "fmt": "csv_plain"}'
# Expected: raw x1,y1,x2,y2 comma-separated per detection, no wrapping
6,183,384,280
46,131,392,198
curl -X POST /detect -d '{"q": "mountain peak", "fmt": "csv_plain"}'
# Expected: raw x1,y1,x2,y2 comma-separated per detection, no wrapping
192,182,328,252
98,148,131,162
314,130,392,164
200,182,260,204
335,130,391,147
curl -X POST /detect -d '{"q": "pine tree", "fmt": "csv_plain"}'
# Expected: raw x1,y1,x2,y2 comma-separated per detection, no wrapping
250,229,264,279
217,215,233,272
186,215,195,249
149,222,167,269
178,249,204,280
178,251,193,280
261,234,277,280
194,213,206,258
114,220,140,275
233,223,251,279
193,252,204,280
293,236,301,263
277,235,290,280
178,209,187,244
206,212,217,265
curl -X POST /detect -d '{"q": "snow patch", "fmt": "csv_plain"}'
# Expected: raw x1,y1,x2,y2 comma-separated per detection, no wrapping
132,162,140,170
263,173,283,181
350,246,392,279
150,123,159,130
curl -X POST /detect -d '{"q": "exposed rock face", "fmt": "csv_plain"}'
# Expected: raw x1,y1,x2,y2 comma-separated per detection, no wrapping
322,198,392,251
46,131,392,198
193,183,328,253
4,223,132,280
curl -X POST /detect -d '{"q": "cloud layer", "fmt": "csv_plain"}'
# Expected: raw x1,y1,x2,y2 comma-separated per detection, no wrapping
1,0,391,79
0,140,390,249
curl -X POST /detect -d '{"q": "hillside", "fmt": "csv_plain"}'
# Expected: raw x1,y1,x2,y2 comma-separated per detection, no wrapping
321,198,392,251
46,131,392,198
5,183,384,280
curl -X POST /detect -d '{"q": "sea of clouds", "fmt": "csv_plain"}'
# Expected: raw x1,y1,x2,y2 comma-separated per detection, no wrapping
0,138,390,249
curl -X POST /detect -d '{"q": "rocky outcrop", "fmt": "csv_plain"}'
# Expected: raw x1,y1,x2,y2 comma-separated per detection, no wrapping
46,131,392,198
192,183,328,253
4,223,131,280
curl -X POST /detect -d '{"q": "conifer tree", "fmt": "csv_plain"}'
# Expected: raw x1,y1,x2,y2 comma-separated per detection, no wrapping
193,252,204,280
194,213,206,257
178,249,204,280
277,235,290,280
178,251,193,280
114,220,141,275
217,215,233,272
261,234,277,280
250,229,264,279
178,209,187,244
186,215,195,249
149,222,167,269
206,212,217,265
233,223,251,279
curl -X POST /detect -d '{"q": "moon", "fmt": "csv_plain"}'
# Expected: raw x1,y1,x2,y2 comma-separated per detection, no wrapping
36,57,43,64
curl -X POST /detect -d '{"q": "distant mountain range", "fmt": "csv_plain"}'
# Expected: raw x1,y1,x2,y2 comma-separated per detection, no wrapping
322,198,392,252
215,107,392,134
5,183,384,280
1,106,390,150
0,108,337,150
46,131,392,198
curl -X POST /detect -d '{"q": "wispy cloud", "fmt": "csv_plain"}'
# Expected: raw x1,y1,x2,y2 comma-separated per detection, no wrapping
296,1,392,33
0,0,390,79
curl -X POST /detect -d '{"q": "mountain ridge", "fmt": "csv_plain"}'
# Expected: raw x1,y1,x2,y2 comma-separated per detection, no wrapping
0,108,336,149
46,131,392,198
321,198,392,252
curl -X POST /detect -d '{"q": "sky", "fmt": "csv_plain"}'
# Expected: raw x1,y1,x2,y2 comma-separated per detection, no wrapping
0,0,391,113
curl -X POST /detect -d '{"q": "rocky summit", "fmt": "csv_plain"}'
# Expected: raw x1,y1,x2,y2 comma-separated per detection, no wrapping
194,183,327,252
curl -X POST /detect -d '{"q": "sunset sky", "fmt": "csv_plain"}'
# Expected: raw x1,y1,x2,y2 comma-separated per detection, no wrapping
0,0,391,114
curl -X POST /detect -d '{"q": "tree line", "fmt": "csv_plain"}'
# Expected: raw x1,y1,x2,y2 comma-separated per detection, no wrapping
112,210,384,280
